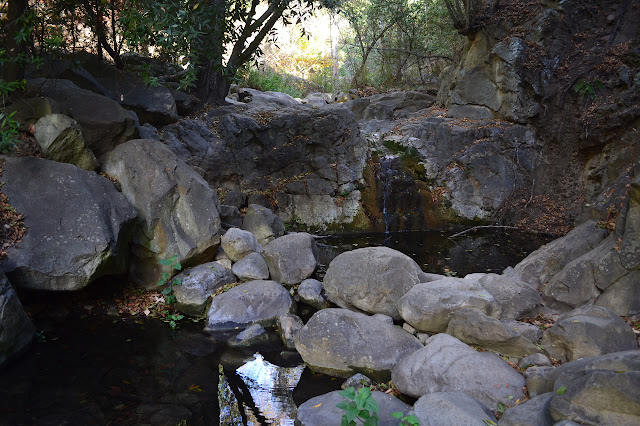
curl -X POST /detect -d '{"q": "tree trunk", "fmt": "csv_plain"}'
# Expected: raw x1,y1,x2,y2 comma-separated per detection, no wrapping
1,0,29,84
195,65,230,106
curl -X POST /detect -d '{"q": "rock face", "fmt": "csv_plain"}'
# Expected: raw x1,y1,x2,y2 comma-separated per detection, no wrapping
28,78,137,158
348,91,435,121
261,233,317,285
0,271,35,368
295,308,422,380
170,262,235,316
102,139,221,287
392,333,526,409
161,104,367,229
411,392,497,426
1,156,136,290
34,114,98,170
296,390,412,426
220,228,262,262
397,277,502,333
540,305,637,362
323,247,429,320
204,280,292,332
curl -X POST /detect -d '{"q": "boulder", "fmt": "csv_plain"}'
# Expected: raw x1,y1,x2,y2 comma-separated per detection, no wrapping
446,308,542,358
296,390,411,426
28,78,137,158
295,308,422,381
498,392,554,426
341,373,373,390
550,369,640,425
170,261,236,316
473,273,542,320
237,88,300,108
228,324,268,347
524,366,556,398
519,353,553,369
411,392,497,426
397,277,502,333
276,314,304,350
596,269,640,316
34,114,98,170
102,139,221,287
323,247,430,320
0,271,35,368
204,280,292,332
297,278,328,310
221,228,262,262
219,205,243,227
261,233,317,285
231,252,269,282
1,156,136,290
392,333,526,409
241,204,285,246
507,220,608,290
540,305,637,362
96,72,179,126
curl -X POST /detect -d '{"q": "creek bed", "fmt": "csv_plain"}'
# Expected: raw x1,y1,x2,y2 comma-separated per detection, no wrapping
0,229,553,424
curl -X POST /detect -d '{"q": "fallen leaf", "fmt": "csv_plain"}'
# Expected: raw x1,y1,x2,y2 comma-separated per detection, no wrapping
313,403,322,408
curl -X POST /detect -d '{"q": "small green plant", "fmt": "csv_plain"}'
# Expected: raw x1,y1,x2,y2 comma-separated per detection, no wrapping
391,412,420,425
556,386,567,395
337,387,379,426
157,254,183,305
574,78,603,100
482,419,497,426
163,311,185,329
0,110,21,153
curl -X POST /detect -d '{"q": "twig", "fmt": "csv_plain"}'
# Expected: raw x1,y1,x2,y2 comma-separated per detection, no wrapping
449,225,520,238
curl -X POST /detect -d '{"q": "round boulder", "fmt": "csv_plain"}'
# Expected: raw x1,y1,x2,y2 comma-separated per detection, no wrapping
261,233,317,285
323,247,430,320
295,308,422,381
171,261,236,316
221,228,262,262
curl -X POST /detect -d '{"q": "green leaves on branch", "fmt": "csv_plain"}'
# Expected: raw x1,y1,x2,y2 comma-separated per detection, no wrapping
157,254,183,308
391,412,420,426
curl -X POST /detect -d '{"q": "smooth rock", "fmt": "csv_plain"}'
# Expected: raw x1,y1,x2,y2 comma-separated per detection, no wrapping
171,262,236,316
498,392,554,426
295,308,422,381
397,278,501,333
297,279,328,310
262,233,317,285
474,273,542,319
221,228,262,262
1,156,136,290
34,114,98,170
204,280,292,332
228,324,268,347
276,314,304,350
392,333,526,409
242,204,285,246
323,247,430,320
540,305,637,362
411,392,497,426
231,252,269,282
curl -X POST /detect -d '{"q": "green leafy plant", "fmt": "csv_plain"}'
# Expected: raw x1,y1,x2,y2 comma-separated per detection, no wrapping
391,412,420,425
574,78,603,100
556,386,567,395
337,387,379,426
157,254,183,306
163,311,185,329
0,110,21,153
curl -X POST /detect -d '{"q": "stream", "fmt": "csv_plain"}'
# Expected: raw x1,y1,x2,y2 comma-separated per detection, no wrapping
0,229,552,425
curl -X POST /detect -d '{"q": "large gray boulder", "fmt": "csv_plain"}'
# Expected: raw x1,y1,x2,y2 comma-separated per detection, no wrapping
1,156,136,290
295,308,422,381
0,271,35,368
296,390,412,426
28,78,137,158
241,204,285,246
231,252,269,282
171,261,236,316
392,333,526,409
540,305,637,362
397,277,502,333
204,280,292,332
221,228,262,262
323,247,430,320
261,233,317,285
550,369,640,425
446,308,542,358
498,392,554,426
471,273,542,320
34,114,98,170
507,220,608,290
411,392,497,426
102,139,222,287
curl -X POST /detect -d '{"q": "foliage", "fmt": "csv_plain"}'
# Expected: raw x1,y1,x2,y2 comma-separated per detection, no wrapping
391,412,420,426
443,0,498,35
574,78,603,100
156,254,183,308
336,386,379,426
0,110,21,153
238,65,305,98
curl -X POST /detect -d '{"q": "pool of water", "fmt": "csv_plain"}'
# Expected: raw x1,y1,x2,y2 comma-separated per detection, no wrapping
0,229,552,425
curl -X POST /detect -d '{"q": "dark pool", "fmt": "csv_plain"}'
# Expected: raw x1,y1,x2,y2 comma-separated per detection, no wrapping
0,229,552,425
